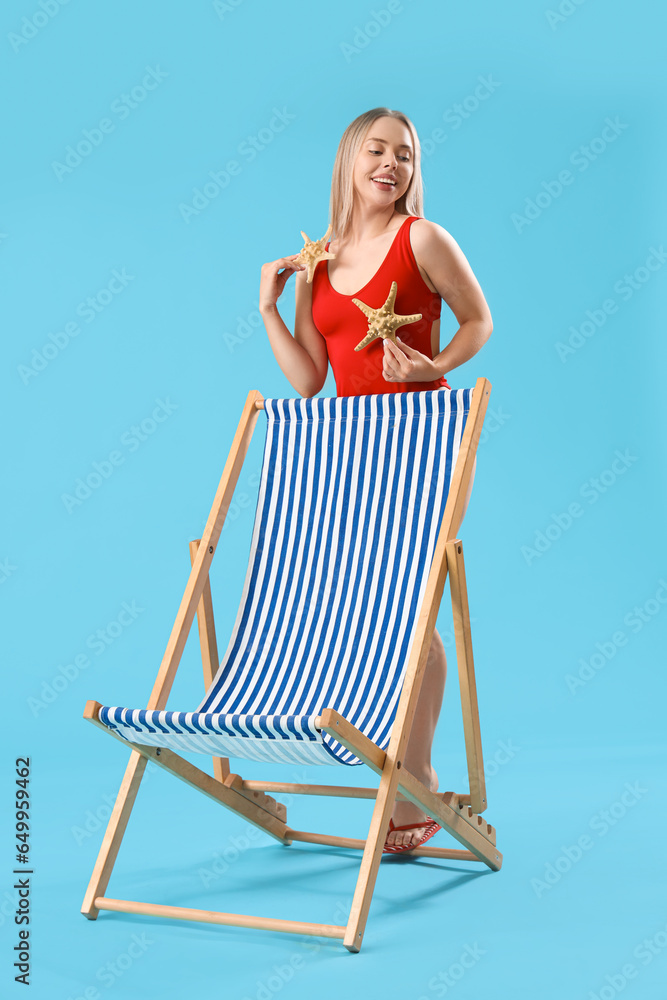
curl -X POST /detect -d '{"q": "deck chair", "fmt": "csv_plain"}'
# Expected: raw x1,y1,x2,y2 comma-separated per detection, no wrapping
82,378,501,953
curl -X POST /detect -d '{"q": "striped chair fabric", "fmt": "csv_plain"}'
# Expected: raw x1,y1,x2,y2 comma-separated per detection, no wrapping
99,388,472,766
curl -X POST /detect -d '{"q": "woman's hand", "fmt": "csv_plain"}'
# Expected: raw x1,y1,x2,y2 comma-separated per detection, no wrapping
382,336,442,382
259,255,305,313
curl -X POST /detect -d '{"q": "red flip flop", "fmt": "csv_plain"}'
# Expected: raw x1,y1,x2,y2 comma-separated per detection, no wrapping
383,817,441,854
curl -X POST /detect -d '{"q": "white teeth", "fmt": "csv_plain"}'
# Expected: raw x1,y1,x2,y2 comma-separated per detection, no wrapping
372,177,396,185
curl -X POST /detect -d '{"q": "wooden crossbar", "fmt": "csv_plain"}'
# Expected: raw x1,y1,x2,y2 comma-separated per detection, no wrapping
95,898,345,939
286,829,482,861
240,780,471,804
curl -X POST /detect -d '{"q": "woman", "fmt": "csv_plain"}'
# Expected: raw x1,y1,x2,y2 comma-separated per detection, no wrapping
259,107,493,852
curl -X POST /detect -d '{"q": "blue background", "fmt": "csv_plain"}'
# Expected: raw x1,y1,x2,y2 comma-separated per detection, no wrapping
2,0,666,997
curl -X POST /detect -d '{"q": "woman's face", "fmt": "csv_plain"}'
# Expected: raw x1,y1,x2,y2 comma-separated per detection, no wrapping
353,116,414,209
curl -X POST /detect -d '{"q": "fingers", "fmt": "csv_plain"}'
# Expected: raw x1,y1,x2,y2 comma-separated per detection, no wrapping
383,342,401,380
279,254,305,272
261,256,305,276
259,255,305,311
383,337,415,380
278,263,304,276
383,337,406,357
383,339,401,368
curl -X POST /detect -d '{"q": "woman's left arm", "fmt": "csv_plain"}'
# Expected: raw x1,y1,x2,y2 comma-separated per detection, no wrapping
383,220,493,382
415,219,493,377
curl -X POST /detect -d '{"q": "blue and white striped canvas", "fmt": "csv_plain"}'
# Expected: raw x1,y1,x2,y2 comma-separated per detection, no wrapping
99,388,472,766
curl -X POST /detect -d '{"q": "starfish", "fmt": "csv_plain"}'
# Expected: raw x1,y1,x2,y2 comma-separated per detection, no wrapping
353,281,422,351
295,223,336,283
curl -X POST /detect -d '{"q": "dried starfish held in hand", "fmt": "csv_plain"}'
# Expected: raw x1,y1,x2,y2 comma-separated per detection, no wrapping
353,281,422,351
295,223,336,283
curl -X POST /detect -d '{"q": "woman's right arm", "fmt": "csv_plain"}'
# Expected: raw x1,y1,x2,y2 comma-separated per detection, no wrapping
259,256,329,398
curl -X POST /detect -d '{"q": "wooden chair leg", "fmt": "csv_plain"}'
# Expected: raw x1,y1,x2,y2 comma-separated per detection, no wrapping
189,539,229,782
342,751,404,953
340,379,493,951
81,391,263,919
446,539,486,814
81,752,147,919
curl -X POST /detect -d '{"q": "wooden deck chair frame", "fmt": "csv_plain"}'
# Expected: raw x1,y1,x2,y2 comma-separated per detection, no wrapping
82,377,501,953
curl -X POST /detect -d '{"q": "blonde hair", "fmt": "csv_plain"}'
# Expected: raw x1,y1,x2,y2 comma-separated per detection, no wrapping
329,107,424,243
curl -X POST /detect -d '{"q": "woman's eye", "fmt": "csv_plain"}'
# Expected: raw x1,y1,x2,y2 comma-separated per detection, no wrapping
369,149,410,161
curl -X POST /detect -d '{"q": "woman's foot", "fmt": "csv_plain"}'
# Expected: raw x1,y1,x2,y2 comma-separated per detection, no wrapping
384,765,439,850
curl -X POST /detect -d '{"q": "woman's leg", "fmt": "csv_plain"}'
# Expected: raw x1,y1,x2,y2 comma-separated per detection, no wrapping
385,455,477,849
385,628,445,848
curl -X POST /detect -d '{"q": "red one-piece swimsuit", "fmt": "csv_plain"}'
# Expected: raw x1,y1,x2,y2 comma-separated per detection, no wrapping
311,214,451,396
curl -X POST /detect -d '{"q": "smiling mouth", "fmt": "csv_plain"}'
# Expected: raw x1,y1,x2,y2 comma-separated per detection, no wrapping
371,177,397,189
